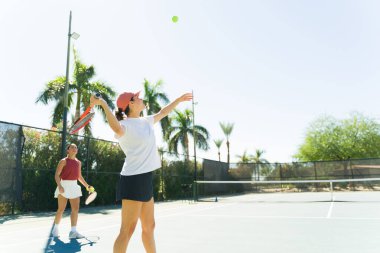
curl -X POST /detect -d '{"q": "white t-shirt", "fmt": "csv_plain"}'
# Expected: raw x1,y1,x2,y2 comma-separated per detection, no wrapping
115,115,161,176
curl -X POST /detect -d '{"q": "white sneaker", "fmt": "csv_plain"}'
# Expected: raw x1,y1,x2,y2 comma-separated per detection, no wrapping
69,231,85,239
51,228,59,238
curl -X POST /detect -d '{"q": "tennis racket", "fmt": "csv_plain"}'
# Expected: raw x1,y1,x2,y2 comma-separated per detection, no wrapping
85,186,97,205
69,93,101,134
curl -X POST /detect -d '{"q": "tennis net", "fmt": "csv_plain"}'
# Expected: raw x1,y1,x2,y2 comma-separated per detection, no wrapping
194,178,380,202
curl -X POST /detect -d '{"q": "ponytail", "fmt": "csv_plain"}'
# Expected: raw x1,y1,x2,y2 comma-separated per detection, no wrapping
115,108,124,121
115,106,130,121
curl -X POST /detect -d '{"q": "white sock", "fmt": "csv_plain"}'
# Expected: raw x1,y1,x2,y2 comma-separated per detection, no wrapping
71,226,77,232
53,224,59,231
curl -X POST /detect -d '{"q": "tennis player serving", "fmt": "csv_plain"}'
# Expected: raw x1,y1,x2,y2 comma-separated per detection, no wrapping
90,91,192,253
51,143,95,239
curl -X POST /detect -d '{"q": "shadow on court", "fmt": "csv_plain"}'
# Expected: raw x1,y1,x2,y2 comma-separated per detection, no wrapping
0,215,18,225
0,211,58,225
44,238,98,253
0,204,121,225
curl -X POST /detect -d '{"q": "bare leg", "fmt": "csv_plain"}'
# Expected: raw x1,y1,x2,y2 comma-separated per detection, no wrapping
54,195,68,224
140,198,156,253
69,197,80,227
113,199,142,253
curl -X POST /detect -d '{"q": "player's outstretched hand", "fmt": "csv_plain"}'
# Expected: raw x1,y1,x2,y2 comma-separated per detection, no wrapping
177,93,193,103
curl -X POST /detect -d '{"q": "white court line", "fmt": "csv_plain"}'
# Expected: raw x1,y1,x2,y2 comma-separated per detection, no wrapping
326,197,335,218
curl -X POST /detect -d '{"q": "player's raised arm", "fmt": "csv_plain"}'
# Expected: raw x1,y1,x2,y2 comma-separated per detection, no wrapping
90,95,124,137
153,93,193,123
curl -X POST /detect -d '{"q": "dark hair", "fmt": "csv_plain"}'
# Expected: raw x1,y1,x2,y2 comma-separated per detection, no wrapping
66,143,77,150
115,106,132,120
115,97,133,120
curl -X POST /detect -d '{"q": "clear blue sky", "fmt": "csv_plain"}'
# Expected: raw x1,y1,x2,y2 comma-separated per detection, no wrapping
1,0,380,162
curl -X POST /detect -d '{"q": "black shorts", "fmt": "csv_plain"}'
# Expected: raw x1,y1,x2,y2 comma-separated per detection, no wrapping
116,171,153,202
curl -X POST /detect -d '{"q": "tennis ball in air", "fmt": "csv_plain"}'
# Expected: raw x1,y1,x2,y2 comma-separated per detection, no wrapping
172,16,179,23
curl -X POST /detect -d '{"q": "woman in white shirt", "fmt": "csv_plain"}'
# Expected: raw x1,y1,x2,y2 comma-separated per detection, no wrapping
90,91,192,253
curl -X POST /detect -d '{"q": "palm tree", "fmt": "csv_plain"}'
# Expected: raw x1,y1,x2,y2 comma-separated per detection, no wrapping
251,149,269,180
213,139,224,162
36,49,116,135
143,79,170,139
236,150,252,164
219,122,234,165
167,109,209,160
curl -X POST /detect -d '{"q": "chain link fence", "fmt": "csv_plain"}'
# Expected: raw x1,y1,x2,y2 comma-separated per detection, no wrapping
0,121,200,216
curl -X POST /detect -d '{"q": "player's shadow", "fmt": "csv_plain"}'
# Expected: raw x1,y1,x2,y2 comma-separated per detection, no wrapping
44,237,97,253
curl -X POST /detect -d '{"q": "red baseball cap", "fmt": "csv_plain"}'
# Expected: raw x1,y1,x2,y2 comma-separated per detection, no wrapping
116,91,140,111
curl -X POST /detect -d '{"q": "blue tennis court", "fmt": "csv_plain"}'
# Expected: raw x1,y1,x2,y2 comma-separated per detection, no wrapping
1,192,380,253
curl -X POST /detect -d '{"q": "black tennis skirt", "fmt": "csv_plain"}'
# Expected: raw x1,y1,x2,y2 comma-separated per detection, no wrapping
116,171,153,202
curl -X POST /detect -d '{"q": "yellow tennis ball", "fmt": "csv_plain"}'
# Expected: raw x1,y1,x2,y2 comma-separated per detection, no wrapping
87,186,95,193
172,16,179,23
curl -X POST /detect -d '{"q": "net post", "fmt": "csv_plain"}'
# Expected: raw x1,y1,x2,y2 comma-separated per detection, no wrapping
193,181,198,202
330,181,333,202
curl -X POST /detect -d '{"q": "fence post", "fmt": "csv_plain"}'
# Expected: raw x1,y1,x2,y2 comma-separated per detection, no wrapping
193,181,197,201
159,150,164,201
279,164,283,190
257,163,260,181
314,162,318,190
349,159,355,190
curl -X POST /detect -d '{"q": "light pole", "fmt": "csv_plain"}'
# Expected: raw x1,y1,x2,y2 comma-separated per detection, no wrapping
61,11,80,158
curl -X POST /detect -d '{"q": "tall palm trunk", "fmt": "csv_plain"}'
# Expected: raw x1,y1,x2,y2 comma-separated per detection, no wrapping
184,135,190,161
227,140,230,165
75,91,82,120
219,122,234,166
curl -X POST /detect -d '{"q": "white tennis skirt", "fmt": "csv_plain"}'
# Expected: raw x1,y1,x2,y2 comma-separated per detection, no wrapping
54,180,82,199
